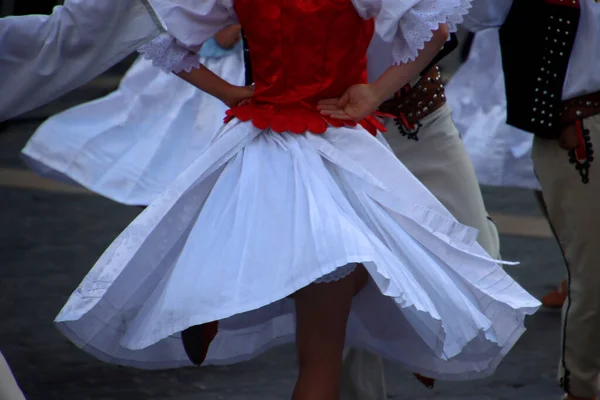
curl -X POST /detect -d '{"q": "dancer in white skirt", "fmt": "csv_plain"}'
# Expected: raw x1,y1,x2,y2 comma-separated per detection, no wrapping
22,25,245,206
54,1,540,398
445,29,567,309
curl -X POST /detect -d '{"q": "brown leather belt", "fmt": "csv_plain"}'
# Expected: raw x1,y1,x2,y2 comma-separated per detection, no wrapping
562,91,600,124
378,65,446,125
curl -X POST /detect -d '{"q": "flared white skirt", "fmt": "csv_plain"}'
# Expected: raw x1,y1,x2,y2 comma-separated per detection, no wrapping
22,50,245,205
55,117,540,380
446,29,541,191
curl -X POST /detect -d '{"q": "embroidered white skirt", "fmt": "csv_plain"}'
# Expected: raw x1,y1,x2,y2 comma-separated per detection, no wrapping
55,116,540,380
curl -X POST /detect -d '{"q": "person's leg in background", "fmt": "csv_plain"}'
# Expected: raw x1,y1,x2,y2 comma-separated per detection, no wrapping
532,115,600,400
387,104,500,257
534,190,568,308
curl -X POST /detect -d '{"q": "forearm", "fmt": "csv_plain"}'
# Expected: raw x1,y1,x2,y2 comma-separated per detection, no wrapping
371,24,449,103
177,66,235,103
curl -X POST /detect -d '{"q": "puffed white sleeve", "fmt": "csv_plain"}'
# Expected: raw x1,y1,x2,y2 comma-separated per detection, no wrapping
0,0,162,123
352,0,472,64
138,0,238,73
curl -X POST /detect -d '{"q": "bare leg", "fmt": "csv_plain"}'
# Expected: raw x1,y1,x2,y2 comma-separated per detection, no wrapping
293,266,368,400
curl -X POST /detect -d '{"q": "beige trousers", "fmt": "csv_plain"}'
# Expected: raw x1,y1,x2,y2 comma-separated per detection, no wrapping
340,104,500,400
532,114,600,399
0,351,25,400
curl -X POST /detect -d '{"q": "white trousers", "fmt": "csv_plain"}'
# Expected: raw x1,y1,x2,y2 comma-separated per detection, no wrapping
532,114,600,399
340,104,500,400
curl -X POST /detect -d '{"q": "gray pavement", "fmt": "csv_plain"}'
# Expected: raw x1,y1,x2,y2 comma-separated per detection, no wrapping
0,82,567,399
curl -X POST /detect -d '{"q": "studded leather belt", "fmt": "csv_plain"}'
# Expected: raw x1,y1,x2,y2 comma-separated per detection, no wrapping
562,91,600,124
378,65,446,125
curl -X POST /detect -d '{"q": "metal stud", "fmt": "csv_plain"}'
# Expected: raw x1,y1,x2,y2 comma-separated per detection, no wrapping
576,110,583,117
423,107,429,114
428,101,435,107
422,87,428,94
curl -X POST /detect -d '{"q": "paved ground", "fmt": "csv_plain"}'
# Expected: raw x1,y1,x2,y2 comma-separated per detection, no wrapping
0,55,569,399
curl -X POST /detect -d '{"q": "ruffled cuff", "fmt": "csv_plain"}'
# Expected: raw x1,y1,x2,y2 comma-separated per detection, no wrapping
138,32,201,74
383,0,472,64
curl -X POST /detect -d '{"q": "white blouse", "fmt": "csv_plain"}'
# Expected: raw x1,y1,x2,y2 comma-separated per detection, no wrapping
462,0,600,100
140,0,472,73
0,0,162,122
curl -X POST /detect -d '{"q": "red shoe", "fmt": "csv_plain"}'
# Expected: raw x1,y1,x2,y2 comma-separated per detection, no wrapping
414,373,435,389
181,321,219,365
541,280,568,308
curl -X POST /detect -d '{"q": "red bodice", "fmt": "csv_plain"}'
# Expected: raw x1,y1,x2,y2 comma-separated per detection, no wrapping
225,0,383,135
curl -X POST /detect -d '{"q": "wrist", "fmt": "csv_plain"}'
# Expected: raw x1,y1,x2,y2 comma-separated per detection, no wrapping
369,80,395,105
218,83,239,105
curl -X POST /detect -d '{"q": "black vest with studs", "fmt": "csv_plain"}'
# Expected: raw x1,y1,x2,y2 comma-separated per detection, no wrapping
499,0,580,138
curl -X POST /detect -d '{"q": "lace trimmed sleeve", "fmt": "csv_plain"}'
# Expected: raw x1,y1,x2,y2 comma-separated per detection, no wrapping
137,0,237,73
138,33,201,73
353,0,473,64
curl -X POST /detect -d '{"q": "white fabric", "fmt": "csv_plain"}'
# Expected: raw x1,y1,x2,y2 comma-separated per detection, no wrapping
22,49,245,206
137,0,237,72
55,117,540,379
315,263,358,284
462,0,600,100
138,33,201,73
0,0,162,122
461,0,511,31
0,351,25,400
141,0,471,70
353,0,471,64
445,28,540,190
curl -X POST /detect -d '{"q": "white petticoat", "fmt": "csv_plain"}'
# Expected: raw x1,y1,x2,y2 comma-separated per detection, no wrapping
445,29,541,191
22,49,245,206
55,118,540,380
